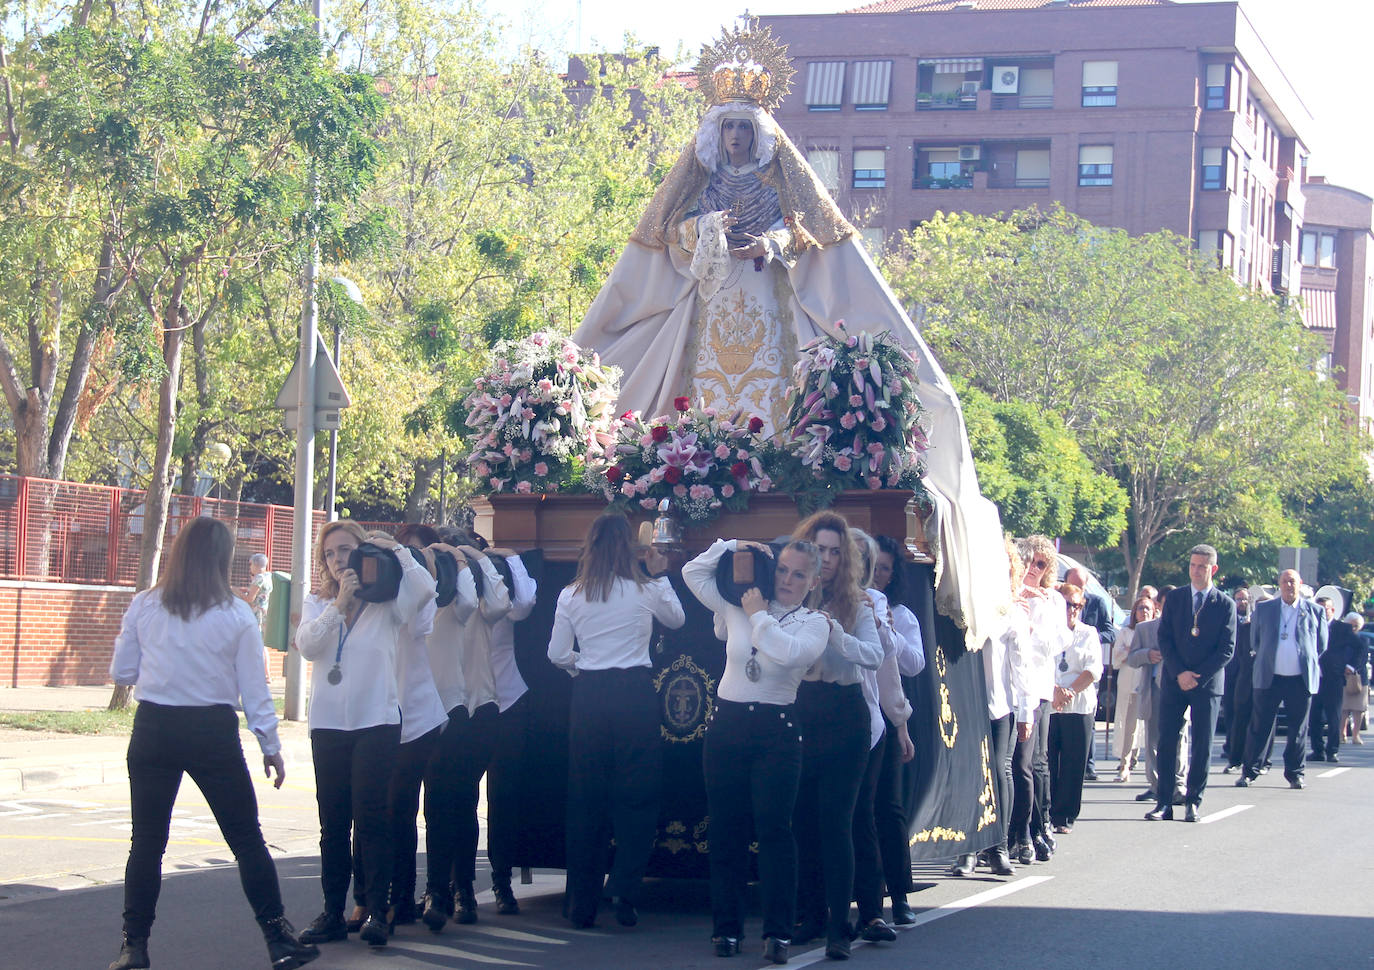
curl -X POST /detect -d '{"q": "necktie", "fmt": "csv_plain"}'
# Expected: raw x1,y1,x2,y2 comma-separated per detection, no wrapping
1194,591,1203,615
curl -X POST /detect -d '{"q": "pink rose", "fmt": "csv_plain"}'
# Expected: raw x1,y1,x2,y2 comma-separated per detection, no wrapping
673,484,688,498
849,394,863,407
640,497,657,510
866,475,882,489
721,483,735,498
499,393,512,407
689,484,713,501
715,443,731,460
474,461,490,477
758,476,773,493
834,454,853,472
534,462,549,477
515,480,533,494
871,416,888,432
840,412,858,430
489,477,507,492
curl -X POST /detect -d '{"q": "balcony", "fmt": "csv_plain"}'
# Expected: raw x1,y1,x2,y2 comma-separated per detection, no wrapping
987,174,1049,189
917,91,977,111
913,175,974,190
990,94,1053,110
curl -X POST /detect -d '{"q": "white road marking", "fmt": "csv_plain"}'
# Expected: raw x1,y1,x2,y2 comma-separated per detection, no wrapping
1198,804,1252,824
388,939,536,965
1317,767,1350,778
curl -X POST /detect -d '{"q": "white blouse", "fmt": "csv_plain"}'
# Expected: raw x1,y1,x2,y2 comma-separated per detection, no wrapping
1022,587,1072,705
682,540,829,706
396,597,448,744
860,589,919,748
548,575,685,673
802,591,883,686
429,566,480,713
455,554,512,712
490,555,537,712
297,551,435,732
110,590,280,756
1055,622,1104,717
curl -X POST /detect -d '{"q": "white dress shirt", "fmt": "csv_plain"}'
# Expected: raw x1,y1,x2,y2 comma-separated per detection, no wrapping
1023,587,1072,704
860,589,918,748
429,566,479,713
490,556,537,712
802,591,883,686
682,540,828,705
1055,623,1104,716
456,554,512,712
890,605,927,678
396,597,448,744
296,550,435,732
1274,599,1302,676
548,575,685,673
110,591,280,755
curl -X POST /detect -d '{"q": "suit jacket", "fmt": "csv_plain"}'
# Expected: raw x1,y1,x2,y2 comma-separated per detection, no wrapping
1324,621,1362,681
1158,585,1236,697
1250,596,1327,695
1080,590,1117,650
1125,617,1163,716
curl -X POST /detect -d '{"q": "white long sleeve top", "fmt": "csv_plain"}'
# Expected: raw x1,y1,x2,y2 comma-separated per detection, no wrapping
490,555,537,712
890,604,927,678
682,540,829,705
859,589,917,748
455,554,511,712
429,566,480,713
110,591,280,756
1022,587,1072,704
548,574,685,673
296,550,435,732
1055,622,1104,716
396,597,448,744
802,588,883,686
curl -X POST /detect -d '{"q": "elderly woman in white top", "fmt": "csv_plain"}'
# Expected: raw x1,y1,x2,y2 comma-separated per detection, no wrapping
1048,583,1104,833
548,513,685,930
107,517,318,970
684,536,829,964
295,520,434,949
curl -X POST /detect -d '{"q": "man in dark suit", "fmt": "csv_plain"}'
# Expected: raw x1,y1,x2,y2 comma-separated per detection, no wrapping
1146,544,1236,822
1222,587,1255,773
1315,606,1362,762
1238,569,1327,787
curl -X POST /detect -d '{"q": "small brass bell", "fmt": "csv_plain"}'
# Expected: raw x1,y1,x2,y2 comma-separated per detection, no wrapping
650,497,683,549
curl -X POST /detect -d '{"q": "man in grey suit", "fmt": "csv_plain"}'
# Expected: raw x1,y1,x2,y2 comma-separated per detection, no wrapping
1125,614,1186,805
1238,569,1328,789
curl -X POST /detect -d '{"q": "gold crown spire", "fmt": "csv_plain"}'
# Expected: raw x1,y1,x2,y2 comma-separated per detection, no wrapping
695,20,794,113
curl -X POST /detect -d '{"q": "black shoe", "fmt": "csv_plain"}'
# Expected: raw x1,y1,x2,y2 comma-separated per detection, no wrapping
298,912,348,946
1328,753,1340,764
763,937,789,964
1012,840,1034,866
860,918,897,943
793,918,824,945
345,905,366,933
1234,776,1250,788
389,898,418,927
421,892,450,933
1032,835,1052,862
1084,770,1099,781
1144,805,1173,821
359,915,388,947
1184,804,1199,822
1221,764,1236,774
1308,752,1326,762
1289,776,1306,790
947,853,976,877
262,917,321,970
613,897,639,927
1134,789,1156,802
493,883,520,916
1171,790,1186,806
987,845,1016,876
825,934,851,960
1259,764,1271,774
712,935,740,957
454,883,478,924
108,935,150,970
891,899,916,925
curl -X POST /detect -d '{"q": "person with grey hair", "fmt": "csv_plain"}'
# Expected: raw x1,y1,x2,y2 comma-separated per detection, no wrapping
1313,600,1362,762
239,552,274,683
1147,544,1236,822
1340,613,1369,745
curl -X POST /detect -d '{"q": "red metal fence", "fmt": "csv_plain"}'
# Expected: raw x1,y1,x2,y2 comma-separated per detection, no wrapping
0,474,398,589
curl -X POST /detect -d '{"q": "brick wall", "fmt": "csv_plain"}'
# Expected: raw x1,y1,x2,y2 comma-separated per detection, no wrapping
0,581,289,687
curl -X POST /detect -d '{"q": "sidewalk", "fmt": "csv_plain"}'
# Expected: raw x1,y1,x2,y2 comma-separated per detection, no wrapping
0,685,312,795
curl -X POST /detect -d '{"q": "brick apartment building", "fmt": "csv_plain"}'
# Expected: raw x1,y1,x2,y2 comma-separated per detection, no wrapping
758,0,1374,422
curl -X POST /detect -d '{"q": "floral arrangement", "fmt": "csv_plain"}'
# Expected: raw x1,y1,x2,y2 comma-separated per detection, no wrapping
461,332,620,493
598,397,776,521
783,322,928,492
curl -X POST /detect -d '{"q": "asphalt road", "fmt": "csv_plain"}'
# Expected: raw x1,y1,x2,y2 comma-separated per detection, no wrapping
3,737,1372,970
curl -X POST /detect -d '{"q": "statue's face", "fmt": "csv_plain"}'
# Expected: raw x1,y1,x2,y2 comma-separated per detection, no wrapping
721,117,755,165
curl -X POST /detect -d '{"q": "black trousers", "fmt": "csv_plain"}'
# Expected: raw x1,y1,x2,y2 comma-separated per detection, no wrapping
311,723,400,915
1310,674,1345,758
1246,675,1311,780
852,726,886,924
565,667,663,922
1156,683,1219,807
989,713,1015,845
487,694,531,889
703,698,803,941
1048,712,1092,826
352,725,442,909
1226,672,1255,768
122,703,284,939
422,706,465,904
873,716,912,903
794,681,870,939
1010,699,1050,845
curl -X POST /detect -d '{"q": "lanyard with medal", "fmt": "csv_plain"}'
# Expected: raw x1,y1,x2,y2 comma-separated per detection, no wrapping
1191,593,1205,637
328,604,365,685
747,605,802,682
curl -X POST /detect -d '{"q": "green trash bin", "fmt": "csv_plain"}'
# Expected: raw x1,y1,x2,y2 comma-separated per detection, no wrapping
263,571,292,652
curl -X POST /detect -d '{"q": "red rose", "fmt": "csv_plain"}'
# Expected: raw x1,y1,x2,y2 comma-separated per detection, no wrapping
748,416,765,433
650,425,670,443
663,466,683,485
674,396,691,412
731,461,749,479
606,465,625,484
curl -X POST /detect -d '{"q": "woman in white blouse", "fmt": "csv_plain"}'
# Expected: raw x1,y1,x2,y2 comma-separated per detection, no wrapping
547,513,685,930
107,517,318,970
295,520,434,949
790,510,883,960
683,536,829,964
1047,583,1104,833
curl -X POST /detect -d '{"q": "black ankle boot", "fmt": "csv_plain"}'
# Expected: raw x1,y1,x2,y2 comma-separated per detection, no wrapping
493,882,520,915
454,882,478,924
261,917,321,970
108,934,150,970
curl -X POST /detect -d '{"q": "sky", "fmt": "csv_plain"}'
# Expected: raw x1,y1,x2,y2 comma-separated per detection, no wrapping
498,0,1372,198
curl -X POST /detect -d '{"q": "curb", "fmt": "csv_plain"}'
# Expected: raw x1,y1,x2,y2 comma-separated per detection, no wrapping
0,759,129,796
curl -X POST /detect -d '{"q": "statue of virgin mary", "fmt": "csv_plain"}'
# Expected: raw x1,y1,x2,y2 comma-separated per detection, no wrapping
573,22,1008,649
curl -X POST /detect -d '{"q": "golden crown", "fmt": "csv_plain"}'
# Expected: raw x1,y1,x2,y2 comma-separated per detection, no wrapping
695,20,794,113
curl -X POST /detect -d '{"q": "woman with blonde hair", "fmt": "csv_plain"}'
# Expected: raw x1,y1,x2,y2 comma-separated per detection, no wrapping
107,516,318,970
548,513,685,929
295,520,435,949
789,510,883,959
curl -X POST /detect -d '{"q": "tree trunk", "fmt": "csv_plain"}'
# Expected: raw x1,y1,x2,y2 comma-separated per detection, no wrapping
136,279,189,591
405,456,439,523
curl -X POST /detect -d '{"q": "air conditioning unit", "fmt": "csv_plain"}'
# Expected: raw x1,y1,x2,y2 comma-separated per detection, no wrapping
958,145,981,161
992,66,1020,94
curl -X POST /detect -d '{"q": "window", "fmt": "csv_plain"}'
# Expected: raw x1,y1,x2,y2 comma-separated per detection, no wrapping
1078,145,1113,186
853,149,886,189
852,60,892,110
1204,63,1229,110
1201,147,1227,190
805,61,845,111
1014,148,1050,187
1301,231,1336,268
1197,230,1233,269
808,149,840,194
1082,61,1117,107
914,147,972,188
